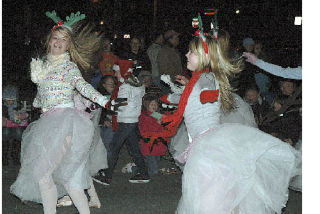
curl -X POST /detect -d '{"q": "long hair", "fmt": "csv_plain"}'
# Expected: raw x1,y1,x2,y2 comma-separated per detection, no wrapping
45,21,104,73
189,31,244,112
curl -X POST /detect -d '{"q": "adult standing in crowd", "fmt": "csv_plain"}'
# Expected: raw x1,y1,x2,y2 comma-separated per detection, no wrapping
120,36,150,76
147,30,165,91
91,37,119,89
157,29,183,84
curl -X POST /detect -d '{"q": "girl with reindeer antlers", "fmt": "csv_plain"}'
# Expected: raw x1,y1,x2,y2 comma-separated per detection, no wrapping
142,13,301,214
10,10,125,214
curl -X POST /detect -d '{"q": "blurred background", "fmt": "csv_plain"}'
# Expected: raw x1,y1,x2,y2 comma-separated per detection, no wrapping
2,0,302,100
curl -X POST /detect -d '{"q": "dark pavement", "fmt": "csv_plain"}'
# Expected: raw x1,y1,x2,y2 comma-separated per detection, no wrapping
3,148,182,214
2,147,301,214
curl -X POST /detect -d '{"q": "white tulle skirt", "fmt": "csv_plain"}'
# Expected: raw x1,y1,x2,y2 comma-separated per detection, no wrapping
289,138,302,192
88,108,108,176
175,123,300,214
169,93,257,170
10,107,106,203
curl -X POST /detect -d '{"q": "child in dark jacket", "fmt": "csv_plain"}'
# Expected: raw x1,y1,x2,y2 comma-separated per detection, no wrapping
139,94,169,176
260,94,302,146
97,75,117,158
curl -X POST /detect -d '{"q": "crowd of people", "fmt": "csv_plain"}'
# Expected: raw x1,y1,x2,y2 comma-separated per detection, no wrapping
3,9,302,214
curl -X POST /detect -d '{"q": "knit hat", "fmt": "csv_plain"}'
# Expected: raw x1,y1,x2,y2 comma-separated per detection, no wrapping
3,85,18,100
242,37,254,47
164,30,180,40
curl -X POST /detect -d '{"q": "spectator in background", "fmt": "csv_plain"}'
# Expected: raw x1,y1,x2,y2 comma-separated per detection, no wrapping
252,41,273,104
147,30,165,91
138,35,147,52
157,30,183,84
97,75,118,160
243,52,302,80
243,84,270,126
238,37,257,96
99,38,119,76
260,94,302,147
139,94,168,176
91,37,119,89
279,80,296,97
138,70,153,88
242,37,255,53
2,84,29,166
120,36,151,76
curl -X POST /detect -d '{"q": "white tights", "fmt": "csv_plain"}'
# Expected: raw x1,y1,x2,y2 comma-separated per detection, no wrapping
39,175,91,214
65,184,90,214
39,175,57,214
87,178,100,205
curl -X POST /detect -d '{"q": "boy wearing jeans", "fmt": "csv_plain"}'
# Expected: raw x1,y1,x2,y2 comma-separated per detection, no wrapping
93,60,150,185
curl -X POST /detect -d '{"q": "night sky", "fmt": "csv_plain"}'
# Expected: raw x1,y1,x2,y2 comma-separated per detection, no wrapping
2,0,301,99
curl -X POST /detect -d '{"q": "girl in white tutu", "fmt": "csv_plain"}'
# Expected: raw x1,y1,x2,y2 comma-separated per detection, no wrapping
10,10,111,214
142,16,300,213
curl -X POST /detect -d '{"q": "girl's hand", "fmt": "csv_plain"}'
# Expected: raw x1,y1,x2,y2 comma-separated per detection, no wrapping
175,75,189,85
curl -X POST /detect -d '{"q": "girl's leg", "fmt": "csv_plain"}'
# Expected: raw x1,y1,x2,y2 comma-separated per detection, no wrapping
65,184,90,214
39,175,58,214
87,178,101,208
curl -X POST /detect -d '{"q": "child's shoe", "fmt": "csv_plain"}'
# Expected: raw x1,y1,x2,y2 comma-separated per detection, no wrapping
56,195,73,207
89,198,101,208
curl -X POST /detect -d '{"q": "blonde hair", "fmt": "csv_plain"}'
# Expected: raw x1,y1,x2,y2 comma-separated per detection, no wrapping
189,32,244,112
45,21,104,73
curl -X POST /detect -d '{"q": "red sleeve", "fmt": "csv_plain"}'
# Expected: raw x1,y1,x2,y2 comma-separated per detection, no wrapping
200,89,219,104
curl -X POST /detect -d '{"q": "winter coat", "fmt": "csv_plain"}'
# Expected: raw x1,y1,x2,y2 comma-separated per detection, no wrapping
138,110,168,156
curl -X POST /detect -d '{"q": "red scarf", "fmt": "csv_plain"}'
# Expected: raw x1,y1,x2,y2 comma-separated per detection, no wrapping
142,69,209,149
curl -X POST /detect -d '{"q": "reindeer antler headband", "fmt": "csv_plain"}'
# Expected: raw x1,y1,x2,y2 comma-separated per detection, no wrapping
45,10,86,31
192,10,219,54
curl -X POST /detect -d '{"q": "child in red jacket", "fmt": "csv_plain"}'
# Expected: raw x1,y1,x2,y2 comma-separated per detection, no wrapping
139,94,168,176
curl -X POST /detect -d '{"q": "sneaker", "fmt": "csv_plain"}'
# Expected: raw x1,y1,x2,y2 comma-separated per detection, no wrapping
92,170,111,186
57,195,73,207
128,173,150,184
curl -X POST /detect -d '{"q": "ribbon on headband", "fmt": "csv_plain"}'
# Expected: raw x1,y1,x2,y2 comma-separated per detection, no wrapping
192,13,208,54
192,10,219,53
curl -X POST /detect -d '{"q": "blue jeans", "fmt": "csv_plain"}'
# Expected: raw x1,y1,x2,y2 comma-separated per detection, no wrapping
100,126,114,159
104,123,148,179
145,155,160,176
